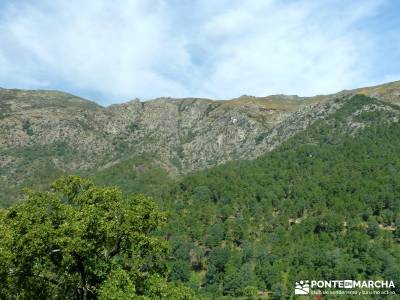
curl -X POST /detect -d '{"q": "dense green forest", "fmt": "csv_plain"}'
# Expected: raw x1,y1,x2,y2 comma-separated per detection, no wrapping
1,95,400,299
80,95,400,298
158,95,400,298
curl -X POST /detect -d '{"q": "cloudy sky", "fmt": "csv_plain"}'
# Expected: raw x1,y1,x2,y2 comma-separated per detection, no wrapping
0,0,399,105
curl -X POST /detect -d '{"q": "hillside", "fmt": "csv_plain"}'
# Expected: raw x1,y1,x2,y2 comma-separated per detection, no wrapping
65,92,400,298
0,88,312,205
1,81,400,206
1,84,400,298
159,95,400,298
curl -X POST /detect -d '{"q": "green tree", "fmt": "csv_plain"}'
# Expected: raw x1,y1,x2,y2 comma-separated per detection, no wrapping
367,219,380,238
394,218,400,239
169,260,190,282
208,247,230,273
0,176,192,299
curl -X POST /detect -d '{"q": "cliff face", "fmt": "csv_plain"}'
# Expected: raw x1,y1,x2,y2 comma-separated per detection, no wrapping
1,81,400,204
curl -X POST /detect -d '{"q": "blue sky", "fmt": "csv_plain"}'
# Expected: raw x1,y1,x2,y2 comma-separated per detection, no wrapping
0,0,399,105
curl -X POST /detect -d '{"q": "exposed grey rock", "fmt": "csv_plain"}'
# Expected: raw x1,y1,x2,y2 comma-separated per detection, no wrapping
0,81,399,199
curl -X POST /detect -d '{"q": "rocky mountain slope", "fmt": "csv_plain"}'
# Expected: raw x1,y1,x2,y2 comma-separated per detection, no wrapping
0,81,400,205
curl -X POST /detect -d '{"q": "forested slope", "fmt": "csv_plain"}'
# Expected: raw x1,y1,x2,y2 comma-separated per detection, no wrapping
2,90,400,298
159,95,400,298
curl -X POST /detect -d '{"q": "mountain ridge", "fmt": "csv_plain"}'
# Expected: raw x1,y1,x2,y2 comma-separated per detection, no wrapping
1,80,400,205
2,79,400,108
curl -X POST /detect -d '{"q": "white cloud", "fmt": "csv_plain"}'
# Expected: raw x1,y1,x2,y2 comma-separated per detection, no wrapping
196,0,384,98
0,0,192,103
0,0,393,104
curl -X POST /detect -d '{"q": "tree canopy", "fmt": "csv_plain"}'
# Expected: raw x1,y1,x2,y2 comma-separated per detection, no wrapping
0,176,193,299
